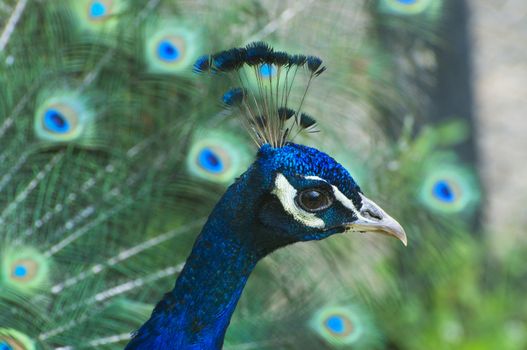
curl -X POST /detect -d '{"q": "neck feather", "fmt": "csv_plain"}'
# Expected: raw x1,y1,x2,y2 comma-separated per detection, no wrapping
126,175,265,350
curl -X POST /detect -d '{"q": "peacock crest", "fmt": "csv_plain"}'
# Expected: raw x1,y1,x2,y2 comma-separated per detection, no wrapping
194,42,325,148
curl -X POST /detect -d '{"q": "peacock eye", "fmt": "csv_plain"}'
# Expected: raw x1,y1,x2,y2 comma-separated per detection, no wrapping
296,189,333,212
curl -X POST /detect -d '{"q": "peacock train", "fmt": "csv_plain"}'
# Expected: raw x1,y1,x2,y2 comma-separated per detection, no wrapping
2,1,523,350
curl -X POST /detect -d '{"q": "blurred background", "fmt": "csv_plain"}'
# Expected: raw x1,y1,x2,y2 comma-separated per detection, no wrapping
0,0,526,349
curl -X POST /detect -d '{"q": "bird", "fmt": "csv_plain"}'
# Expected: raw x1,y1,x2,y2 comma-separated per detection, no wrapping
125,42,407,349
0,1,484,350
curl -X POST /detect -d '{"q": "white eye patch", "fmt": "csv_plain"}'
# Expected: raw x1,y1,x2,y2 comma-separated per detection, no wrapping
305,175,365,220
272,173,325,229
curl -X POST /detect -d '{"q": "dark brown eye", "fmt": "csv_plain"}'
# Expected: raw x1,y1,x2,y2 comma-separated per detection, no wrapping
296,189,333,212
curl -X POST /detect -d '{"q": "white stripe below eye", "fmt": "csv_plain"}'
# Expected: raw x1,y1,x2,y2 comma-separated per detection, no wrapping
272,173,325,229
331,185,361,215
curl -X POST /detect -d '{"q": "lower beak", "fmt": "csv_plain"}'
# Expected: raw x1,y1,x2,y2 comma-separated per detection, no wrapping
347,193,407,246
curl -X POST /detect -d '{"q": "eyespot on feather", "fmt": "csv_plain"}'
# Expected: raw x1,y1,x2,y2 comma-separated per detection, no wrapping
186,130,251,184
34,91,95,144
419,161,480,214
0,247,50,295
70,0,127,33
309,304,382,347
0,329,35,350
144,19,202,75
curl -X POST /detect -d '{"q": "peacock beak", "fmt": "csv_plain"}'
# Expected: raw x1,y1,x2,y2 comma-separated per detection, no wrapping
347,193,407,246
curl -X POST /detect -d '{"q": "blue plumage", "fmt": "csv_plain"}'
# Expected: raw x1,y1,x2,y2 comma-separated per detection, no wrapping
211,48,246,72
258,143,360,202
89,1,107,18
326,315,345,333
288,54,307,66
222,88,245,107
193,55,211,73
157,40,181,62
13,265,28,278
258,63,275,78
43,109,71,133
198,148,224,174
128,144,356,348
433,179,455,203
245,42,273,66
128,142,405,349
306,55,323,73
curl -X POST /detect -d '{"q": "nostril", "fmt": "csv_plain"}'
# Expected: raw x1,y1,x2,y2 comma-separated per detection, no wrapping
362,209,382,221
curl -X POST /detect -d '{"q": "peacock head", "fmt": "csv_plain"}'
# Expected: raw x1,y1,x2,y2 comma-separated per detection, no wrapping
245,142,407,248
195,43,406,250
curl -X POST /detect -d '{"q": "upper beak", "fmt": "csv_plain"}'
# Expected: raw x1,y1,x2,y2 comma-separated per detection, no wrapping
347,193,407,246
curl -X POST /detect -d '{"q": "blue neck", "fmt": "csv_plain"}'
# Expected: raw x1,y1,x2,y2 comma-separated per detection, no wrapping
126,171,267,350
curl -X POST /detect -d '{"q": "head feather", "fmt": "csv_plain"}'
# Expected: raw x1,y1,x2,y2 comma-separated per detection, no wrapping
194,42,326,148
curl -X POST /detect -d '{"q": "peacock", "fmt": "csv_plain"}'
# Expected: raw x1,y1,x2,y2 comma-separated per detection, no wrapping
125,43,407,349
0,1,499,350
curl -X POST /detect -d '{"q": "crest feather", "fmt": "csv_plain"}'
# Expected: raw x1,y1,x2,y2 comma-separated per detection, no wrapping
194,42,325,147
